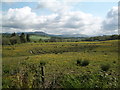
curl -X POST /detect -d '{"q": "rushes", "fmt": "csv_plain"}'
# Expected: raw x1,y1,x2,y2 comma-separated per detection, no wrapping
76,59,89,66
100,64,110,72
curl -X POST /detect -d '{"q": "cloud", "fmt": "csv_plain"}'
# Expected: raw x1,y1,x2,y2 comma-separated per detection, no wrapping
2,4,118,36
102,6,118,34
3,7,37,29
55,11,103,35
37,0,73,13
2,7,101,35
2,7,57,30
2,0,119,2
2,6,59,32
2,6,103,35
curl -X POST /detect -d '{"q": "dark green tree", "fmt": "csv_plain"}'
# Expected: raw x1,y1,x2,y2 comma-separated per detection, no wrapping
10,36,20,45
26,34,30,42
39,39,43,42
11,32,16,37
20,33,26,43
2,37,11,45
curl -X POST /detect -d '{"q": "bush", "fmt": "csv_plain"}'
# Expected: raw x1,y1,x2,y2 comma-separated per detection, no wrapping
39,61,46,66
113,61,116,63
81,60,89,66
100,64,110,72
2,37,11,45
76,59,81,65
10,36,20,45
76,59,89,66
20,33,26,43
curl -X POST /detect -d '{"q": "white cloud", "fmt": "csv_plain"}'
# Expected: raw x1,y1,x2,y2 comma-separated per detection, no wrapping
102,6,118,35
2,6,102,35
54,11,103,35
3,7,37,29
37,0,73,14
2,0,119,2
2,6,59,32
2,4,118,36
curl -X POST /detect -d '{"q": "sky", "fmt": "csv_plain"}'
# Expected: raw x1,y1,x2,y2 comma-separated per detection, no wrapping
1,0,119,36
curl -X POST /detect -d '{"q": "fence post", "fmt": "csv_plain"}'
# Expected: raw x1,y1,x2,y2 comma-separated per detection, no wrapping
41,66,45,88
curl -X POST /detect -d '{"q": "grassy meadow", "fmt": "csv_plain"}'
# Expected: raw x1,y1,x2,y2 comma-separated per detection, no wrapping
2,40,119,88
29,35,51,42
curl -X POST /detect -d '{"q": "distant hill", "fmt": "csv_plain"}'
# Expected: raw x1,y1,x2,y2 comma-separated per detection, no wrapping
17,31,49,36
54,34,88,38
13,31,88,38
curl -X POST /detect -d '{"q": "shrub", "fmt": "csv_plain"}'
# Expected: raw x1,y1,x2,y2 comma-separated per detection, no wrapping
40,61,46,66
113,61,116,63
10,36,20,45
76,59,81,65
2,37,11,45
26,34,30,42
76,59,89,66
81,60,89,66
20,33,26,43
100,64,110,72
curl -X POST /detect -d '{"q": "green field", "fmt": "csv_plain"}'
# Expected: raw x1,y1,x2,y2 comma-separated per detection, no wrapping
2,40,119,88
30,35,50,41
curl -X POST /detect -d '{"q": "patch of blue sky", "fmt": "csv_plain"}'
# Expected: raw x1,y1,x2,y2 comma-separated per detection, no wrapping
2,2,118,17
2,2,36,10
2,2,53,15
71,2,118,18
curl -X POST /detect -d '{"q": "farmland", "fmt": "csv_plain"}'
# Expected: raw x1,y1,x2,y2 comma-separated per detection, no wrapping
2,40,119,88
29,35,51,42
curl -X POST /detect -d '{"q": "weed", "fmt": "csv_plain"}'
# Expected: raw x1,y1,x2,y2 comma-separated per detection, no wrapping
76,59,89,66
76,59,81,65
100,64,110,72
81,60,89,66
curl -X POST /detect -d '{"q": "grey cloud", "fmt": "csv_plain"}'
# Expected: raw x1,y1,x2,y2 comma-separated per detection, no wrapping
37,0,71,13
2,5,118,36
2,6,102,35
63,16,85,28
102,6,118,31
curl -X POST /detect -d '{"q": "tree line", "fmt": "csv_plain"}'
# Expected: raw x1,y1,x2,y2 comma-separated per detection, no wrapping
81,35,120,41
2,33,120,45
41,35,120,42
2,32,30,45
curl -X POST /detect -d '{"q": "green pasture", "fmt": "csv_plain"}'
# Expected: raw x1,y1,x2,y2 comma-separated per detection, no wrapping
29,35,50,41
2,40,119,88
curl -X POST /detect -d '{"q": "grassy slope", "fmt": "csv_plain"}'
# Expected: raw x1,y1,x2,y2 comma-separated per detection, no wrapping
2,40,119,88
29,35,50,41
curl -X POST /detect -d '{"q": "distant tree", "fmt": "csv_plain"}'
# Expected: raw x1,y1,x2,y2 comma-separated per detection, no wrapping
118,35,120,39
39,39,43,42
110,35,118,40
11,32,16,37
2,37,11,45
20,33,26,43
10,36,20,45
44,39,49,42
49,37,57,42
26,34,30,42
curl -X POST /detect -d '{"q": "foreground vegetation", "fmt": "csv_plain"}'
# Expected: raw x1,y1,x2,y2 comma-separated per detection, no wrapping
2,40,119,88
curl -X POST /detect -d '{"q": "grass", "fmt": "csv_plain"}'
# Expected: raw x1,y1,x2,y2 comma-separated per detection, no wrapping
100,63,110,72
30,35,50,41
2,40,119,88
